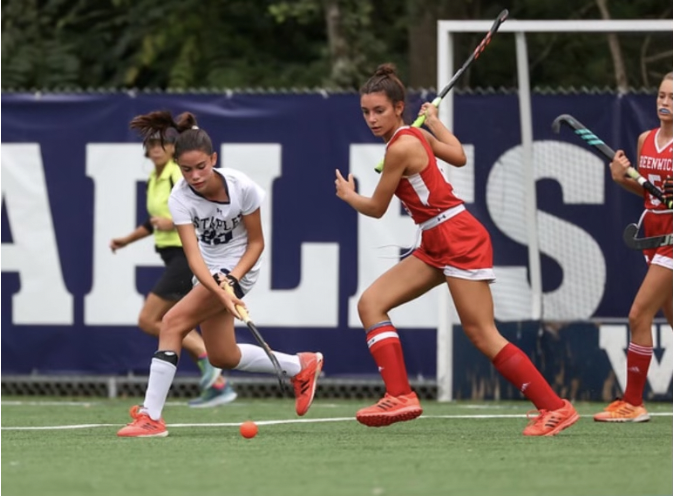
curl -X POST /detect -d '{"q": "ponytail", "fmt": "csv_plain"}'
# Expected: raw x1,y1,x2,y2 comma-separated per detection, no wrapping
130,110,213,159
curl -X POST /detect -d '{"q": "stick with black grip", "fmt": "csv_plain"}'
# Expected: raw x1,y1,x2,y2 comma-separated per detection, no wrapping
221,282,288,393
552,113,672,209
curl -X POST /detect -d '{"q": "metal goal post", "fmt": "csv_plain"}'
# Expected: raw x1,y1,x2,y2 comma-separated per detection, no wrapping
435,19,672,402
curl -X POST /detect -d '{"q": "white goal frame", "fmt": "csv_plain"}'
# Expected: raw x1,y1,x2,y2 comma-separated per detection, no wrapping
435,19,673,402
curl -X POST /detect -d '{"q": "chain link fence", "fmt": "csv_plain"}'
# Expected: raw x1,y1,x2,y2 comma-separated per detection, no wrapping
1,375,438,401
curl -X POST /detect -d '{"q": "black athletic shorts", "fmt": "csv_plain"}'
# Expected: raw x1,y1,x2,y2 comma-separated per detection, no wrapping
151,247,193,301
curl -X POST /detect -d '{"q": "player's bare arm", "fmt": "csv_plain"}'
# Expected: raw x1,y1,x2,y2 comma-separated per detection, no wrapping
229,208,265,281
417,103,467,167
109,225,152,252
610,133,648,197
632,130,652,196
175,224,224,294
176,223,244,315
335,139,411,218
149,216,174,231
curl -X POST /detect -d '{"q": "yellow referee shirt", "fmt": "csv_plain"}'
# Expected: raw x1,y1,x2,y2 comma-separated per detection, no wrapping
147,160,183,248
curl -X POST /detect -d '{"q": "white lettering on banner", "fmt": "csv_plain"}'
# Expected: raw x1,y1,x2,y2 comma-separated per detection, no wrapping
223,144,339,326
85,145,163,325
1,144,74,324
0,140,625,328
347,145,444,328
443,144,475,203
599,324,673,395
486,141,606,321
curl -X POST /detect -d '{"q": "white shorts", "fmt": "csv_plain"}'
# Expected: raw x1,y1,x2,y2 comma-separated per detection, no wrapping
649,254,673,271
192,265,260,296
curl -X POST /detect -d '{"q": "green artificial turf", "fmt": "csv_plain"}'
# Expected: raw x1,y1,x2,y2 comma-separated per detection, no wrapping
2,398,672,496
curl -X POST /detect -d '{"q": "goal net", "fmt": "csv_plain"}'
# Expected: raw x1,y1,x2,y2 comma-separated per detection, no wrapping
435,19,672,400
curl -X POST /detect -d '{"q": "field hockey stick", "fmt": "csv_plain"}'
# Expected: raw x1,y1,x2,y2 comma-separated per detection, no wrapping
622,223,673,250
551,113,673,209
374,8,509,173
221,282,288,393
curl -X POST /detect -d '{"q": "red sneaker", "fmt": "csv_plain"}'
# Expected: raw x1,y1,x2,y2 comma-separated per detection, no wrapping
117,407,167,438
356,392,423,427
593,399,650,423
522,399,579,436
291,352,323,416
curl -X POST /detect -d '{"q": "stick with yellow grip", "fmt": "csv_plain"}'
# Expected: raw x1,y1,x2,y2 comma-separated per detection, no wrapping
374,9,509,173
221,281,288,392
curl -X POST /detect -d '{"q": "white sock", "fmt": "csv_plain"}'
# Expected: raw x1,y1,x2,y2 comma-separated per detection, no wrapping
235,343,301,377
142,357,177,421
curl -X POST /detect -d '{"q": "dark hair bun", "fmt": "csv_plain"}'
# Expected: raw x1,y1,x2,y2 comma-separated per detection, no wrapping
374,63,397,78
175,112,198,133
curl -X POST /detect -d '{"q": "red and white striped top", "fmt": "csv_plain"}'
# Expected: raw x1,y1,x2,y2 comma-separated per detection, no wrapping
638,128,673,210
387,127,464,224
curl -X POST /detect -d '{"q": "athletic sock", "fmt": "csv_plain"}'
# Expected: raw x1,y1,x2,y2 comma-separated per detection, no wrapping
623,342,653,406
492,343,564,411
142,351,178,421
365,321,411,397
196,355,209,374
234,343,301,377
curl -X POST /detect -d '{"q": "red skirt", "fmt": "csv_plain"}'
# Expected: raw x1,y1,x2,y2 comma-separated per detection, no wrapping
413,210,495,281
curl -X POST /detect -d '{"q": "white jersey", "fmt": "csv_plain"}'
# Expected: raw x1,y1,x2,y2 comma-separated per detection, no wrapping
168,168,265,293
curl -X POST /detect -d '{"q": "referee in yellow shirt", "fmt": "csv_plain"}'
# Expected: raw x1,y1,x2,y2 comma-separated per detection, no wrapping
110,127,236,407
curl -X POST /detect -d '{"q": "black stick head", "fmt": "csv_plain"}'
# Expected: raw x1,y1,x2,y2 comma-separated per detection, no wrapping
498,9,509,22
551,114,574,134
623,223,639,243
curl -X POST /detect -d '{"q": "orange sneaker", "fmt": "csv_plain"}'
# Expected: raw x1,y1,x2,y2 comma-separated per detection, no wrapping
356,392,423,427
593,399,650,423
117,407,167,438
291,352,323,416
522,399,579,436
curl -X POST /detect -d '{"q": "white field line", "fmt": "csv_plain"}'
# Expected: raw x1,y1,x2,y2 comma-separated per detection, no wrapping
1,401,102,407
4,400,668,411
0,400,344,408
1,412,672,431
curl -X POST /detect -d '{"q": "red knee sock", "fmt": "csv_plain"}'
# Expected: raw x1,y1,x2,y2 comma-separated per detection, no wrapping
366,322,411,397
492,343,564,411
623,342,652,406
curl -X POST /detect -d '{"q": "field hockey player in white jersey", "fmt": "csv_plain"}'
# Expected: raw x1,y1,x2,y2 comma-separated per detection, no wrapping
117,110,323,438
110,126,237,408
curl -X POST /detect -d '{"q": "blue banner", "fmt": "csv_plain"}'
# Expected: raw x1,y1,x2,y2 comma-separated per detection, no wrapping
1,91,670,399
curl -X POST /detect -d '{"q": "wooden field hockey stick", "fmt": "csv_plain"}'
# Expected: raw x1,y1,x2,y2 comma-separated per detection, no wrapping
221,282,288,392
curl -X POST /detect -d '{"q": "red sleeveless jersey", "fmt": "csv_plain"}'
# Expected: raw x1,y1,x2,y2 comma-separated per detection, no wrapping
638,128,673,210
387,127,463,224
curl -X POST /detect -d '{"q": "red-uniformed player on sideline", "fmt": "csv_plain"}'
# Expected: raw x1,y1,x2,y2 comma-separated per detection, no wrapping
594,72,673,422
335,63,579,436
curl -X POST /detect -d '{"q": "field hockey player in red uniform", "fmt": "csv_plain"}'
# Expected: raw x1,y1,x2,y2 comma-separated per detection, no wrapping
335,63,579,436
594,72,673,422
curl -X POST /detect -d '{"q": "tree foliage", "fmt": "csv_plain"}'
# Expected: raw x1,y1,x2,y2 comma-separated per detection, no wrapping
1,0,671,90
